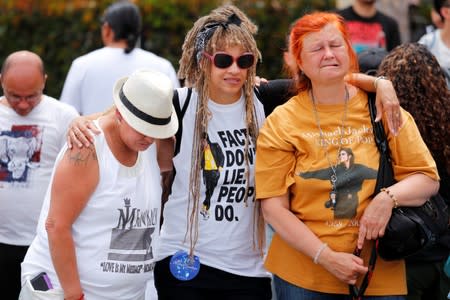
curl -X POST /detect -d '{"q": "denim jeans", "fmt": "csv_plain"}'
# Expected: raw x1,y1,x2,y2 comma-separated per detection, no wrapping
274,275,405,300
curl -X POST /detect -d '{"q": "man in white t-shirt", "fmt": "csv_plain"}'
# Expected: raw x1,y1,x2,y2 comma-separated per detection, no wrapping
419,0,450,88
60,0,180,116
0,50,79,299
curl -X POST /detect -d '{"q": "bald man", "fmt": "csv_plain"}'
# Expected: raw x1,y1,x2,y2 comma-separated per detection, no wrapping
0,50,79,298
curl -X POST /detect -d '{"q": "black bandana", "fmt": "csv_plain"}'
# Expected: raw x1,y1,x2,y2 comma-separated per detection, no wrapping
194,13,242,63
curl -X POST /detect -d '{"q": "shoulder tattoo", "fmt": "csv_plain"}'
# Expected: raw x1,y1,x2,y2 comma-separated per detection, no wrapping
67,146,97,165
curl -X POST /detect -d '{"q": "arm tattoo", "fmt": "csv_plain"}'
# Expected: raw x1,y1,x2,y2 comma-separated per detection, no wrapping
67,146,97,165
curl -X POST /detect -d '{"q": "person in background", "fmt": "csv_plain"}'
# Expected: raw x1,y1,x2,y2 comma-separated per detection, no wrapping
60,0,180,116
337,0,401,53
431,7,445,30
377,42,450,300
357,47,388,76
0,50,79,299
20,69,178,300
418,0,450,88
255,12,439,299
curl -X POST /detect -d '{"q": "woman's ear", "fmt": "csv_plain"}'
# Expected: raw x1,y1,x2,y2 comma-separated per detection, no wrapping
101,22,114,45
115,109,122,123
442,5,450,19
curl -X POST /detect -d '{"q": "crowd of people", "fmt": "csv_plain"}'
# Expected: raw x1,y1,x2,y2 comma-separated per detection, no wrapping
0,0,448,299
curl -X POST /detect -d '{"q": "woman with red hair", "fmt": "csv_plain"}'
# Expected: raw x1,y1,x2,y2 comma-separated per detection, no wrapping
255,12,439,299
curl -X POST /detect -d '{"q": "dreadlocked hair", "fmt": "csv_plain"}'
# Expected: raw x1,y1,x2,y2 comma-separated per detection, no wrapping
377,43,450,176
178,4,266,256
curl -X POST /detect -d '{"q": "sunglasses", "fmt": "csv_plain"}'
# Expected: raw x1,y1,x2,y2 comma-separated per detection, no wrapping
203,52,255,69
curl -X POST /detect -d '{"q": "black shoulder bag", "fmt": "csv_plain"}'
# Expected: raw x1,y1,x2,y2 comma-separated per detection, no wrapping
368,93,449,261
350,93,450,299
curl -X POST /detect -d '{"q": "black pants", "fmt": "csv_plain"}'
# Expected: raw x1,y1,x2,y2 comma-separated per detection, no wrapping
406,260,450,300
0,242,29,300
154,256,272,300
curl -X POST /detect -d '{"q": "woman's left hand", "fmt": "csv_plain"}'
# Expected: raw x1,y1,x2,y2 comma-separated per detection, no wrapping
356,191,393,249
67,116,100,149
254,76,268,86
345,74,402,135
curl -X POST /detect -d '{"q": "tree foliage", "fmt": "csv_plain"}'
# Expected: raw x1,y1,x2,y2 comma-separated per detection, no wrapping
0,0,335,98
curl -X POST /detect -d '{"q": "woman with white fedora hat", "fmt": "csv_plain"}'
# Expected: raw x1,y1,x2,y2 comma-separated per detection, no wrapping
20,69,178,300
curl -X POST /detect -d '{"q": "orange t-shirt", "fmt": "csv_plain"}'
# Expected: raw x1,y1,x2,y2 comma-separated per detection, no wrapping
255,89,439,295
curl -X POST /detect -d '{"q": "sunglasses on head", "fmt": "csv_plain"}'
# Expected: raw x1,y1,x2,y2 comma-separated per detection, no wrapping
203,52,255,69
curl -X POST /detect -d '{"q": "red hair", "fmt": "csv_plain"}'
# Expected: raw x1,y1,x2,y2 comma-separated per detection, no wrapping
289,12,359,91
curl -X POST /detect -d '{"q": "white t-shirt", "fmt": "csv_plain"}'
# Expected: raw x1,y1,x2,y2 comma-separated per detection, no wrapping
418,29,450,86
156,87,269,278
60,47,180,115
0,96,79,245
21,121,160,300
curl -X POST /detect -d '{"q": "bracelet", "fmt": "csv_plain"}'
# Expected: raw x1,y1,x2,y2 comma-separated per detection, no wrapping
381,187,399,209
313,243,328,264
373,76,388,90
65,294,84,300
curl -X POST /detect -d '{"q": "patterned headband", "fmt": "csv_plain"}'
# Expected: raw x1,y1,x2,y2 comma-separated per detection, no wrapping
194,13,242,63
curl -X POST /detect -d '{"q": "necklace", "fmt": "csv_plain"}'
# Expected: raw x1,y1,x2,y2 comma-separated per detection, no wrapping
310,86,349,210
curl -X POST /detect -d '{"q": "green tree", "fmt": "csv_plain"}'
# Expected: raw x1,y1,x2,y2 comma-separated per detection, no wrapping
0,0,336,98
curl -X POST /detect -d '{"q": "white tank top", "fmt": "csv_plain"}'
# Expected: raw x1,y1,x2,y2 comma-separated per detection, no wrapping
22,120,160,300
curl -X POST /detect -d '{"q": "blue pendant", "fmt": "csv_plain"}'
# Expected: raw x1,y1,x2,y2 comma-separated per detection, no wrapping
169,250,201,281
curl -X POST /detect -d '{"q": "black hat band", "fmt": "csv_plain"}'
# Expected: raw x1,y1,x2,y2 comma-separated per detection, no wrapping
119,86,171,126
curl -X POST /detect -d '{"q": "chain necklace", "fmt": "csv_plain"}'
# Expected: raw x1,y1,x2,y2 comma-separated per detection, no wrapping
310,86,349,209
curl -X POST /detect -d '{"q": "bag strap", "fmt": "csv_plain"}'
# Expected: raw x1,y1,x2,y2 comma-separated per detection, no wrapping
368,93,396,194
349,93,387,299
173,87,192,156
160,87,192,224
349,241,378,299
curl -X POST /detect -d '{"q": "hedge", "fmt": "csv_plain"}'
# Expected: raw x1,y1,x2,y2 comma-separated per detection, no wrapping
0,0,335,98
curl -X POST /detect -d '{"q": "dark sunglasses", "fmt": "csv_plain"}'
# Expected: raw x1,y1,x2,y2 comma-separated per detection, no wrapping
203,52,255,69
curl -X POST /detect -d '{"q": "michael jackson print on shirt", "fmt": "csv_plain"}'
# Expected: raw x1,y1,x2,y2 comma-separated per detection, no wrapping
299,148,377,219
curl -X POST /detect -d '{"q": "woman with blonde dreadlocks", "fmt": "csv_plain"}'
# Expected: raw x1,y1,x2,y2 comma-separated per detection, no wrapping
153,5,273,299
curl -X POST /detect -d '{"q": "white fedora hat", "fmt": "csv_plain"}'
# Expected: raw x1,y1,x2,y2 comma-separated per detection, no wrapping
113,69,178,139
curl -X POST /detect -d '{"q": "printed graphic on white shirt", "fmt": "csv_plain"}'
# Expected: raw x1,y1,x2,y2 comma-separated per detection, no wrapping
0,124,43,184
200,129,255,222
100,197,158,274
